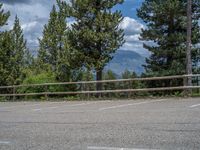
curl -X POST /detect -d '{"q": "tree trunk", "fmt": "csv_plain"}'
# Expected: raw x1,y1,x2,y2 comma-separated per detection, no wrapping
96,68,103,97
186,0,192,96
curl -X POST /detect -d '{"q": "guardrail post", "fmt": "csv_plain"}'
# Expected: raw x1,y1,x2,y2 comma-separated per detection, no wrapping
86,83,90,100
81,83,84,100
183,75,192,97
128,81,132,99
183,75,187,97
13,86,16,101
45,85,48,100
198,76,200,94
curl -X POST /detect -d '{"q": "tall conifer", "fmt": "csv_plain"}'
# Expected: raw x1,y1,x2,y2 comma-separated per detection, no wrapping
69,0,125,91
38,0,81,82
0,7,27,86
137,0,200,88
9,16,27,84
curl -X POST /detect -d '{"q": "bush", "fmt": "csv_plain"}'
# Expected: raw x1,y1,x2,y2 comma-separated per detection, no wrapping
17,72,69,99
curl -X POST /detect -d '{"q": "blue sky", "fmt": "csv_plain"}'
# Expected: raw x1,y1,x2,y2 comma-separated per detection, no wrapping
115,0,144,19
0,0,148,56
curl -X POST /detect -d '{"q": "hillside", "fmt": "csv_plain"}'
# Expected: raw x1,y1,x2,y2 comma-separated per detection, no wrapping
105,50,146,76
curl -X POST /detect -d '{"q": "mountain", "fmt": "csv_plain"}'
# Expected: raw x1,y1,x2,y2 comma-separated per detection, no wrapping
29,47,146,76
105,50,146,76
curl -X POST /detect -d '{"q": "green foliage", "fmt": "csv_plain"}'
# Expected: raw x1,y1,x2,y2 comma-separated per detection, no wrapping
0,9,29,87
22,72,56,85
17,72,58,94
121,69,137,79
137,0,200,91
80,70,95,97
121,70,138,89
0,31,13,86
138,0,200,76
103,70,117,80
18,69,80,97
38,4,66,69
0,3,10,27
38,1,82,83
81,69,94,81
0,3,10,87
103,70,117,90
69,0,125,83
10,16,28,85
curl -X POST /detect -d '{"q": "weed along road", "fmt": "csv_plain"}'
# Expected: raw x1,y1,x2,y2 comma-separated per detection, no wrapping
0,98,200,150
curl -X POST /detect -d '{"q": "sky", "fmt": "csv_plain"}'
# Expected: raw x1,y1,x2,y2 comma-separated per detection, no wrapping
0,0,149,56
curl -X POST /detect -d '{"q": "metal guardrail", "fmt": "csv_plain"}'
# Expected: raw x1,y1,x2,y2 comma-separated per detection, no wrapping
0,74,200,99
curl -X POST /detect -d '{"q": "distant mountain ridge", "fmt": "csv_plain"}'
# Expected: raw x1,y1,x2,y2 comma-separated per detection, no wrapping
30,48,146,76
105,50,146,76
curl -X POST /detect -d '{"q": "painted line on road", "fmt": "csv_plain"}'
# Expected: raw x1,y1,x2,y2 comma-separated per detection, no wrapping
99,99,168,111
0,141,11,145
190,103,200,108
88,146,158,150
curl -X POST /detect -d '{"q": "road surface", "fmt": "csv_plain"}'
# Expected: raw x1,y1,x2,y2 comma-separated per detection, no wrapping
0,98,200,150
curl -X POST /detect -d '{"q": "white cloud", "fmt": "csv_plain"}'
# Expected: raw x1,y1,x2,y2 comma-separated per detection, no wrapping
119,17,150,56
22,21,38,32
1,1,55,52
2,1,150,57
120,16,144,35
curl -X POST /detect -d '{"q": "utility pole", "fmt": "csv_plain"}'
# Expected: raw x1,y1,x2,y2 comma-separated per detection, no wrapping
186,0,192,95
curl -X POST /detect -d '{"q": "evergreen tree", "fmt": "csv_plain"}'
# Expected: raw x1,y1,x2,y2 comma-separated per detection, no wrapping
103,70,117,98
69,0,125,91
121,69,137,79
0,3,10,28
38,4,65,71
0,3,11,86
121,69,138,91
9,16,27,84
38,0,81,82
0,7,28,86
0,31,13,86
137,0,200,88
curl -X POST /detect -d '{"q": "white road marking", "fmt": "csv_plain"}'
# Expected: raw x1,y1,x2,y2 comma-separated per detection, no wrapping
88,146,157,150
0,141,10,145
99,99,167,111
190,103,200,108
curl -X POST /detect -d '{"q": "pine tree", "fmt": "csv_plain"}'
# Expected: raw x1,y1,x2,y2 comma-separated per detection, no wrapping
38,0,81,82
69,0,125,91
0,3,10,28
121,70,138,93
0,32,13,86
0,3,11,86
137,0,200,88
38,4,63,70
9,16,27,85
0,7,28,86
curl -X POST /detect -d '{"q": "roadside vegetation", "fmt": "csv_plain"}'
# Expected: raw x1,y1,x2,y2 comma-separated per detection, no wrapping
0,0,200,100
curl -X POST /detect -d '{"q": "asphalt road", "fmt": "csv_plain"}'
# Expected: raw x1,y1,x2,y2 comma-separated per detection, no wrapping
0,98,200,150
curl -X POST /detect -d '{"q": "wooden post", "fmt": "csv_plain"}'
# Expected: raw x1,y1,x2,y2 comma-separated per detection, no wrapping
85,83,90,100
186,0,192,96
198,76,200,94
45,85,48,100
183,76,187,96
13,86,16,101
128,81,132,99
81,83,84,100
